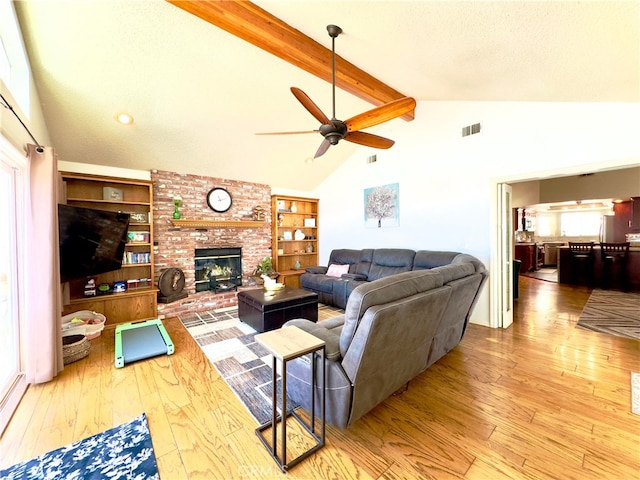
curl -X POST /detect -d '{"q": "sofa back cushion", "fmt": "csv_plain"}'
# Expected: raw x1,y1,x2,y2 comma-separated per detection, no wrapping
340,269,443,355
328,249,362,272
412,250,460,270
354,249,374,277
328,249,373,275
366,249,416,281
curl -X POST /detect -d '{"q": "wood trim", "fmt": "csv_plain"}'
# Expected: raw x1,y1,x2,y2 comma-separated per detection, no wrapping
170,219,266,229
166,0,415,121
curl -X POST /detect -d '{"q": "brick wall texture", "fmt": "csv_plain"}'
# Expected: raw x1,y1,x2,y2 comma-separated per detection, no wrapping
151,170,272,318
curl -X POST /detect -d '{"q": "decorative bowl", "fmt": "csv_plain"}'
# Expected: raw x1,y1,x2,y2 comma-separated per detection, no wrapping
264,282,284,292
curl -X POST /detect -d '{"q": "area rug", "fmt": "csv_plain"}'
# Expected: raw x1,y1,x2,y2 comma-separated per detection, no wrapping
576,289,640,341
179,304,343,425
0,413,158,480
521,267,558,283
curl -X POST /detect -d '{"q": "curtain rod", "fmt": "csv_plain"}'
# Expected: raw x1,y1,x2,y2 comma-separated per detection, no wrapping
0,92,44,153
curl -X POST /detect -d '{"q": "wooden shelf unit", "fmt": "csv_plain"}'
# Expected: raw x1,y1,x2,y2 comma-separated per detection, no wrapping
271,195,319,288
60,172,157,324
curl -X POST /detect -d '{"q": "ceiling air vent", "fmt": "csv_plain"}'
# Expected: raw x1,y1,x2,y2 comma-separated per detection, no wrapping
367,154,377,164
462,123,481,137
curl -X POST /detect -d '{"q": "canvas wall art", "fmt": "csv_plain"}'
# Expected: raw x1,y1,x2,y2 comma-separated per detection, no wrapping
364,182,399,228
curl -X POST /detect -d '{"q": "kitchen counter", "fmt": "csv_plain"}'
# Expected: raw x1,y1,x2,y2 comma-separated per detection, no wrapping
557,245,640,291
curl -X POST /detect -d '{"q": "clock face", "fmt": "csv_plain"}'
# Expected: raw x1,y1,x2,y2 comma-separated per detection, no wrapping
206,187,232,213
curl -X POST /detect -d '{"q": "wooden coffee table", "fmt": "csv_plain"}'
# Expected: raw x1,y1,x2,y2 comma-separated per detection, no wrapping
237,287,318,332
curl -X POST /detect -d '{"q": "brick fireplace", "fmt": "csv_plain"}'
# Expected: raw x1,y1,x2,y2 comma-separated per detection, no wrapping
151,170,272,318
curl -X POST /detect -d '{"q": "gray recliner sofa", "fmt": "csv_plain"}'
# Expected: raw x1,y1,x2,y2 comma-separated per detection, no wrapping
284,252,487,428
300,248,465,309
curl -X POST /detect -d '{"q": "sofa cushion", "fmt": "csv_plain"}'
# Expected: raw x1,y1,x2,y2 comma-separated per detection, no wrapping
366,249,416,281
430,262,475,284
283,318,343,361
300,273,339,294
413,250,460,270
340,269,444,356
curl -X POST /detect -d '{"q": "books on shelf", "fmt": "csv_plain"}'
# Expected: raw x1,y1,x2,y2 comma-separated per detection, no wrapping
123,252,151,265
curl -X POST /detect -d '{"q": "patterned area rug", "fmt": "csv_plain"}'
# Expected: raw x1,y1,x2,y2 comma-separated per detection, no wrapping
0,413,158,480
577,289,640,341
179,304,343,425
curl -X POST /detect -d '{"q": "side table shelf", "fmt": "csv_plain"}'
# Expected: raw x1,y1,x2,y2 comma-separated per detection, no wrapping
254,326,325,472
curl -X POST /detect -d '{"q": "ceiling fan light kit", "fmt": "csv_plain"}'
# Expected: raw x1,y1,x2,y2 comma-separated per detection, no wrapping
261,24,416,159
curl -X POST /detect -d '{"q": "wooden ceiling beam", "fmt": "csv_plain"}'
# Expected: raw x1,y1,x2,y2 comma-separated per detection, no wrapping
166,0,414,121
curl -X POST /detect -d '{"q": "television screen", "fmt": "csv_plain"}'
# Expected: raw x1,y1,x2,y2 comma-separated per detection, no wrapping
58,204,130,282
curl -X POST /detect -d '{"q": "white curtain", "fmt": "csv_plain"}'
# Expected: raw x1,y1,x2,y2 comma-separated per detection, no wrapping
25,144,63,383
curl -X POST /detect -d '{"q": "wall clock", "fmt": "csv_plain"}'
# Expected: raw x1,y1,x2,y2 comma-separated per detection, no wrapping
206,187,232,213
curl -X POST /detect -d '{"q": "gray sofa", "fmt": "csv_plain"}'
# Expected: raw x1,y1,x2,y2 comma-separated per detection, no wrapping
284,252,487,428
301,248,467,309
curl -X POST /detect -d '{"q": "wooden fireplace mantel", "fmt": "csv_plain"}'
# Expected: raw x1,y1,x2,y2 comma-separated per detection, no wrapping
170,219,266,229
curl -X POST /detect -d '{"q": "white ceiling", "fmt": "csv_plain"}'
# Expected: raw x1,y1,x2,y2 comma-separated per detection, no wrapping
14,0,640,191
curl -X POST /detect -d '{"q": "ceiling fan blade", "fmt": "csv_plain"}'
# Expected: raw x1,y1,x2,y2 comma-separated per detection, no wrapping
314,139,332,158
291,87,332,125
345,97,416,132
255,130,318,135
344,131,395,149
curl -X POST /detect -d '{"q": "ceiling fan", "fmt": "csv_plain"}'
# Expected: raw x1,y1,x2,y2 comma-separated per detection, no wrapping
258,25,416,159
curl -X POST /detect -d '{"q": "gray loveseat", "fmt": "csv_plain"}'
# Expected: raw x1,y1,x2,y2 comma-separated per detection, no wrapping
301,248,468,309
284,252,487,428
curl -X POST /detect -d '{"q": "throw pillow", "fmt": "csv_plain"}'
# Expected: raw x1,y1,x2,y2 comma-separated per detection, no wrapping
326,263,349,277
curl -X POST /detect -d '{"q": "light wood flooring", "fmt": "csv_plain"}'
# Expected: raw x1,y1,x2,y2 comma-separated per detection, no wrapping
1,277,639,479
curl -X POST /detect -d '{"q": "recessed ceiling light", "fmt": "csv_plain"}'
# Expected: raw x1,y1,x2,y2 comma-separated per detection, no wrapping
115,112,134,125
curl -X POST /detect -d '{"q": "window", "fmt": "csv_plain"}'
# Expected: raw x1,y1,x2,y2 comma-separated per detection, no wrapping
0,135,27,435
0,0,31,116
536,214,553,236
560,212,601,237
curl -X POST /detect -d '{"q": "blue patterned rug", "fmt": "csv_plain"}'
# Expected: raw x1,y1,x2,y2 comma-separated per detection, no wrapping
0,413,158,480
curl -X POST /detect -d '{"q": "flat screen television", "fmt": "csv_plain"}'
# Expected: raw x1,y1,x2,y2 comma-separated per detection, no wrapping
58,204,130,282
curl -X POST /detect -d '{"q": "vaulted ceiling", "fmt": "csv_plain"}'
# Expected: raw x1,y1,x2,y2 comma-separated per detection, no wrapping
14,0,640,190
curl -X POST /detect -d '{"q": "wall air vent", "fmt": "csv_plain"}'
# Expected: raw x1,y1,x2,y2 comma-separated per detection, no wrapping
462,123,481,137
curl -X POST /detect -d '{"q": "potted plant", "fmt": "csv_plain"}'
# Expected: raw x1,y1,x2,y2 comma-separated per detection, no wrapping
252,256,278,285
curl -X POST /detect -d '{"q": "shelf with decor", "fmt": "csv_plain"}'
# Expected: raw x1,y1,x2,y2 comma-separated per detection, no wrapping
59,172,157,324
271,195,319,289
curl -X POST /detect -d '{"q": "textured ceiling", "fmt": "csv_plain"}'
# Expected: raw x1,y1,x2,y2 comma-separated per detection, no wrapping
14,0,640,190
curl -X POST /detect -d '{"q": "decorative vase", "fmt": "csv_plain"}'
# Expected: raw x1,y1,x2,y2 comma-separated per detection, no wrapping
294,260,301,270
173,199,182,219
290,201,297,213
305,242,313,253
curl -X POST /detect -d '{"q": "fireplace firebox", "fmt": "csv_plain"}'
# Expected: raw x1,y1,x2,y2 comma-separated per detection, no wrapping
195,247,242,293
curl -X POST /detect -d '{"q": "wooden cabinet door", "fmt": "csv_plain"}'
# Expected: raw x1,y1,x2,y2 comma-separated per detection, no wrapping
613,201,633,240
632,197,640,232
104,293,157,324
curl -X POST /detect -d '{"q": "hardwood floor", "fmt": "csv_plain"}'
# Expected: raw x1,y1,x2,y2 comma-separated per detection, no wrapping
1,277,638,479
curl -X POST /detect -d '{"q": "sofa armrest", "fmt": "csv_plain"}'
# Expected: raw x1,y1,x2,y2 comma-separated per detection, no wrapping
282,319,341,361
341,273,367,281
305,265,328,274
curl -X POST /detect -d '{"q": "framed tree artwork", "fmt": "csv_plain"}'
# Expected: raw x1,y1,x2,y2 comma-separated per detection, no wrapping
364,182,399,228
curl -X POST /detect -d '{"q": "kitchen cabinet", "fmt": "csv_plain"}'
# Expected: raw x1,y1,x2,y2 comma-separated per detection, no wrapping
515,244,537,273
632,197,640,232
613,201,633,240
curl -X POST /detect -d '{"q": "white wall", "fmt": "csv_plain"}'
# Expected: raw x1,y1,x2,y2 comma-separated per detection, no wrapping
312,101,640,326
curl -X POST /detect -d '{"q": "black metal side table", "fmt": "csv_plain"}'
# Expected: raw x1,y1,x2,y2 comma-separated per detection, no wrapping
254,325,326,472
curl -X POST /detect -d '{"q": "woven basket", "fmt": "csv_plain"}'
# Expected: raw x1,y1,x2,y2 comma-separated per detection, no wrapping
63,334,90,365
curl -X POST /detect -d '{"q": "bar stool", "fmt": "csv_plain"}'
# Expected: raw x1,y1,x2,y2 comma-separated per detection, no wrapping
568,242,595,287
600,242,630,291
